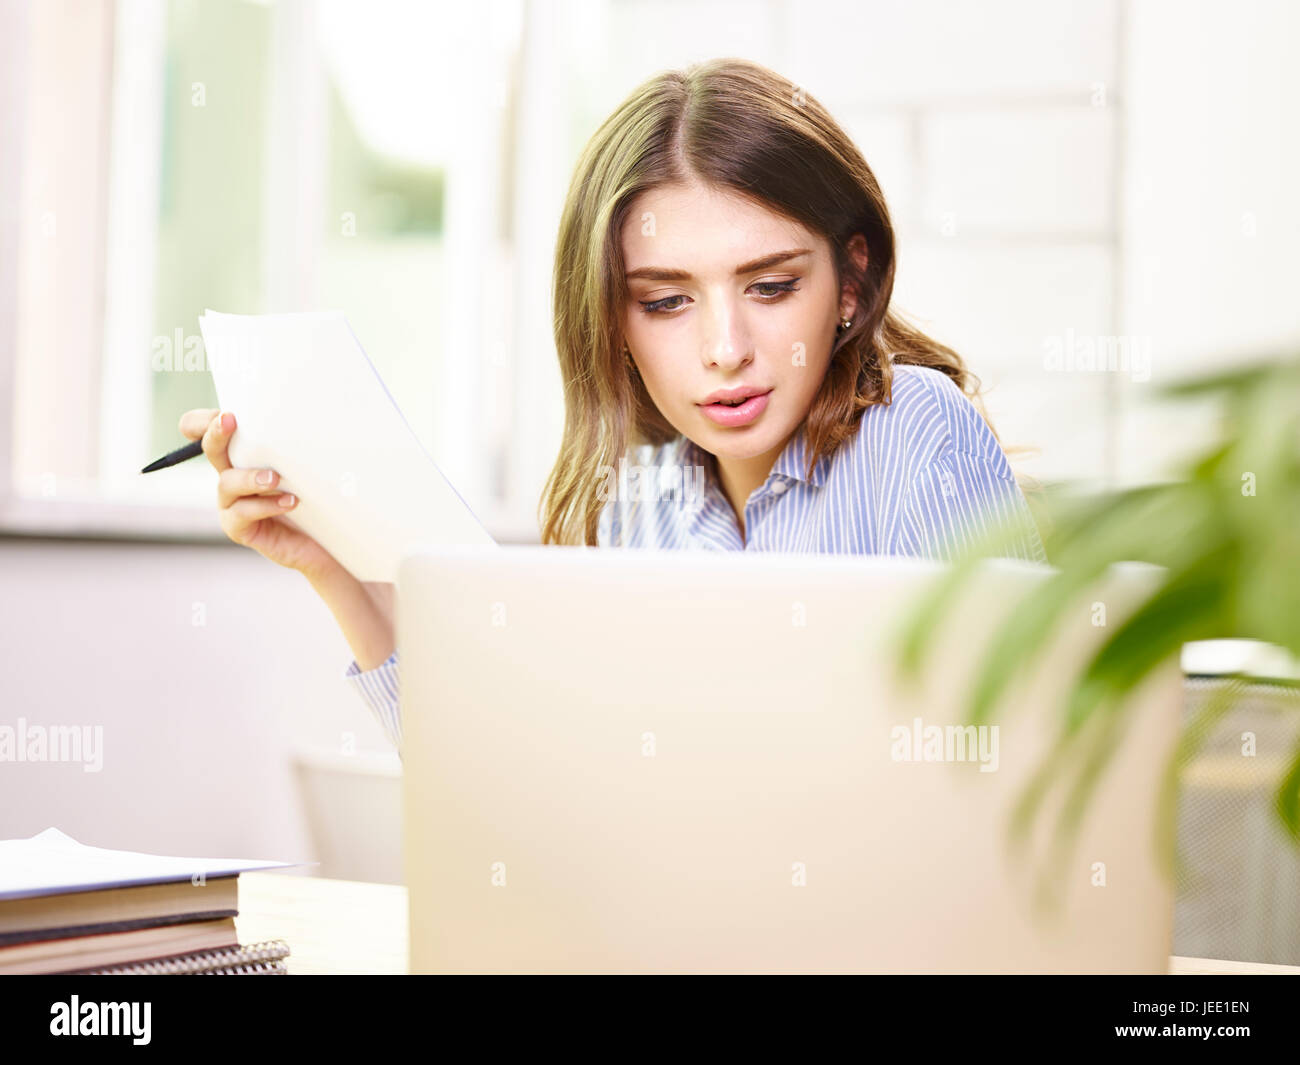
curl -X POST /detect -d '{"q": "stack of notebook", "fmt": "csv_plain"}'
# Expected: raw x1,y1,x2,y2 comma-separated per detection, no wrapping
0,828,295,975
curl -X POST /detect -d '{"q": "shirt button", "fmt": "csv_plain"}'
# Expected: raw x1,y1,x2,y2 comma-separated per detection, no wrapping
770,479,789,495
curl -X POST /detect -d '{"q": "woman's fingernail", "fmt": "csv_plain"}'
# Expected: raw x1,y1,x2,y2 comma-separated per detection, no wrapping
256,469,273,486
278,494,296,507
220,412,233,433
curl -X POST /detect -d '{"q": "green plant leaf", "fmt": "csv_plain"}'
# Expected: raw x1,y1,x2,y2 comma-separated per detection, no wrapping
1063,545,1233,735
892,352,1300,869
1275,740,1300,842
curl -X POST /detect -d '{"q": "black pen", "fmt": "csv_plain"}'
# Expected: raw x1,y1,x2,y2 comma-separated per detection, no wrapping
140,439,204,473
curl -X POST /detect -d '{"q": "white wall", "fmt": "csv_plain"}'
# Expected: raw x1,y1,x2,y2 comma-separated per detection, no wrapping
0,537,397,873
1117,0,1300,483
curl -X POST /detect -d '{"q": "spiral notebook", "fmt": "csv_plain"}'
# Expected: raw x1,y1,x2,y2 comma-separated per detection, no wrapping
72,939,291,975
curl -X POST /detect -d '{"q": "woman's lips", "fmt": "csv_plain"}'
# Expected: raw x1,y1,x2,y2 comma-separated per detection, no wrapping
698,389,772,427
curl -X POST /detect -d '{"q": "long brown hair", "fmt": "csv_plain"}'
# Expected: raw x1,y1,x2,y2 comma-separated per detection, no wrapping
540,57,1034,546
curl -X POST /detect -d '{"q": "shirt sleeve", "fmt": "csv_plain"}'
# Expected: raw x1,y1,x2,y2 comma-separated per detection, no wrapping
343,649,402,753
895,449,1047,564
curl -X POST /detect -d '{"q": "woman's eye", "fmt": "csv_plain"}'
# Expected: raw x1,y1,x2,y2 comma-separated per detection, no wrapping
639,294,687,315
753,279,799,299
637,279,799,315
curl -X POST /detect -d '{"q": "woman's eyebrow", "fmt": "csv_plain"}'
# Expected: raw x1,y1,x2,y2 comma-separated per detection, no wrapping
625,247,813,282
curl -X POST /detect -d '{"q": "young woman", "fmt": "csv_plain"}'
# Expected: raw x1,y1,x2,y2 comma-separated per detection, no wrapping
180,58,1045,753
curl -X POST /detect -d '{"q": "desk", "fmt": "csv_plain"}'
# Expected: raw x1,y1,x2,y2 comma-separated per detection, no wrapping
236,872,1300,976
237,872,407,975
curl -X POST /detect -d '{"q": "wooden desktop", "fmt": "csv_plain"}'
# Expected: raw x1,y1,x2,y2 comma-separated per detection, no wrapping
234,872,1300,975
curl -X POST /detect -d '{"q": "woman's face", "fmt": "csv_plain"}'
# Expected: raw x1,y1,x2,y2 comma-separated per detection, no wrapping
620,179,855,468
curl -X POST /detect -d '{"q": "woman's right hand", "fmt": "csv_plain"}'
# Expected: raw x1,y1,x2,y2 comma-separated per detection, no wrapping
180,408,341,582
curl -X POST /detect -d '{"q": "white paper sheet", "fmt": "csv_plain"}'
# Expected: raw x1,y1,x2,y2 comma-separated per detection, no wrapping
0,828,300,900
198,309,497,582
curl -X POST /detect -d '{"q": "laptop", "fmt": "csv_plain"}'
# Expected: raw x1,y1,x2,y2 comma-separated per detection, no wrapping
396,545,1182,974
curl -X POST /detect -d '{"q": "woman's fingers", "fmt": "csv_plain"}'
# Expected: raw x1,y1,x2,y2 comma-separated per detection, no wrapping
200,410,234,474
178,408,219,440
220,492,299,544
217,465,281,510
178,404,325,572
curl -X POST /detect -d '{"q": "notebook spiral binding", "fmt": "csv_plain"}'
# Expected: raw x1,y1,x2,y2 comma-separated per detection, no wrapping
79,939,291,976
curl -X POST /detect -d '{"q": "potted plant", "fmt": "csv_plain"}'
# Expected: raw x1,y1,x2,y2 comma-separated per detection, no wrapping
893,354,1300,904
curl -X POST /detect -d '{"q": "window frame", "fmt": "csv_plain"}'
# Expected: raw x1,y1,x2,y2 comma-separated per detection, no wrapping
0,0,550,546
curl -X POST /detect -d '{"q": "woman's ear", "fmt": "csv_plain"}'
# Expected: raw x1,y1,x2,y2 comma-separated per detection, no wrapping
840,233,869,317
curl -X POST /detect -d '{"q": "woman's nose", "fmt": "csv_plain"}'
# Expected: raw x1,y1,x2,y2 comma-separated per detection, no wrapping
699,303,751,369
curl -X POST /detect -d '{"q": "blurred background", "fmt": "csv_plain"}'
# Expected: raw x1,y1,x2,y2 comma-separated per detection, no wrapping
2,0,1298,959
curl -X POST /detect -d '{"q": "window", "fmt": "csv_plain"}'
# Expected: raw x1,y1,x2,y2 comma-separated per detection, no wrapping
1,0,554,542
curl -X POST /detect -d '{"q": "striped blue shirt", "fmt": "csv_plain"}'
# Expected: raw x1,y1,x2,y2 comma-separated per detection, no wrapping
344,363,1047,750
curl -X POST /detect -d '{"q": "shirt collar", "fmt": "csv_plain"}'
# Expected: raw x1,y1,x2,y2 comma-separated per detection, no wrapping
768,424,833,487
674,423,832,526
677,425,831,489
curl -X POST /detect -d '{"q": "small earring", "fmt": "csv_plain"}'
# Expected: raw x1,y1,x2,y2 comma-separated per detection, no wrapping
837,314,852,334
